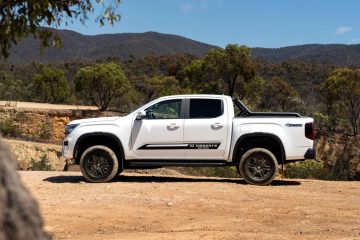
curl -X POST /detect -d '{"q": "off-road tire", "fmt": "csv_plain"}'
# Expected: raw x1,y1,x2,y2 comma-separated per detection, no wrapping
236,165,241,177
80,145,119,183
239,148,278,186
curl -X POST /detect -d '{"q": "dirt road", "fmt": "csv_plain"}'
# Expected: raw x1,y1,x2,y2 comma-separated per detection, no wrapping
20,171,360,240
0,101,98,111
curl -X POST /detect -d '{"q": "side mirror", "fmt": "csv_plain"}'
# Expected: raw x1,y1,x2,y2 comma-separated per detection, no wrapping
136,110,146,120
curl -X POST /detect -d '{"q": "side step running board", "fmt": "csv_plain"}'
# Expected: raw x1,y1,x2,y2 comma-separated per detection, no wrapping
125,160,233,168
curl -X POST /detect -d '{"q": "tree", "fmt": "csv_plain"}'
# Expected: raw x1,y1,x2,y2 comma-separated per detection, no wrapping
32,65,70,103
75,63,129,111
0,71,25,101
133,75,181,103
319,71,344,131
0,0,121,58
183,59,222,94
206,44,256,97
261,77,302,112
184,44,256,97
320,68,360,135
240,75,265,109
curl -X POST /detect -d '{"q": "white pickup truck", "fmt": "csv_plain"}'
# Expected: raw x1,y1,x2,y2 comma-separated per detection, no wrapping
62,94,315,185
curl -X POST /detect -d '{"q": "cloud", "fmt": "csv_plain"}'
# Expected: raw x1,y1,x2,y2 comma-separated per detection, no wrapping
179,0,222,12
335,26,353,35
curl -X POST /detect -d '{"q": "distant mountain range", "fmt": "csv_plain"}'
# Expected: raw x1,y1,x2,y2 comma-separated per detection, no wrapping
3,29,217,64
2,28,360,66
252,44,360,66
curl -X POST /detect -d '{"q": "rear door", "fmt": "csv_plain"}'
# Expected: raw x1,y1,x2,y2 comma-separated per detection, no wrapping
184,97,229,159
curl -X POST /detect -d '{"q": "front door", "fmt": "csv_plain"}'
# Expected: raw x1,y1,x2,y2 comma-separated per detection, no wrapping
184,98,229,159
131,99,185,159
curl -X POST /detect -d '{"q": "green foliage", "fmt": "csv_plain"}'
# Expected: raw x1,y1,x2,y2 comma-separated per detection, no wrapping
32,65,70,104
75,63,130,111
184,44,256,97
0,71,26,101
0,45,358,138
255,59,334,110
38,118,53,141
0,114,18,137
184,59,223,94
260,77,303,112
284,160,336,180
179,167,239,179
240,75,265,108
134,75,181,103
313,112,329,131
30,155,53,171
152,75,181,97
320,68,360,135
0,0,121,58
113,88,143,112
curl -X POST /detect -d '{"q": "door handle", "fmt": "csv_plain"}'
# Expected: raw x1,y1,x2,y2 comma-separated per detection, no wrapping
167,123,180,130
211,123,223,129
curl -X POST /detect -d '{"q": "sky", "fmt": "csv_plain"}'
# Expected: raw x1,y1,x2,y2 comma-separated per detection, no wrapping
59,0,360,48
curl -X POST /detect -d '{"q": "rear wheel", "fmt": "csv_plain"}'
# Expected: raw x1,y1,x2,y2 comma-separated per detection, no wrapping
80,145,119,183
239,148,278,185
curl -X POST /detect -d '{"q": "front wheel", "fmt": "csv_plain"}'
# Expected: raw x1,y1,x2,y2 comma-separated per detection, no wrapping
80,145,119,183
239,148,278,185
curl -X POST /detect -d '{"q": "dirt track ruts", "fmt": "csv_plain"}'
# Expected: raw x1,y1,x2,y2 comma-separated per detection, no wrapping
20,171,360,240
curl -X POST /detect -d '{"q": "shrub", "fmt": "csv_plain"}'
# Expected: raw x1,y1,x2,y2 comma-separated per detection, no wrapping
32,65,70,104
313,112,329,131
30,155,53,171
38,118,53,140
0,114,19,137
284,160,336,180
14,112,29,134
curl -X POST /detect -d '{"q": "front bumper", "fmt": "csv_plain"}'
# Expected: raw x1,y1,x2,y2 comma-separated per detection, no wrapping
61,139,73,160
304,148,316,160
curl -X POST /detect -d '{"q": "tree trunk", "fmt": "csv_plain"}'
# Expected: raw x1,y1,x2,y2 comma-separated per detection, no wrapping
227,76,237,97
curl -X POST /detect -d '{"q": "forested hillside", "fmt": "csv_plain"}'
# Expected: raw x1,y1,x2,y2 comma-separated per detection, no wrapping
252,44,360,66
0,29,359,137
1,29,216,64
3,28,360,67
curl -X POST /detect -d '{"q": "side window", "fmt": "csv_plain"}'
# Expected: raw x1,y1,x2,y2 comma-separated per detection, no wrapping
189,99,223,118
145,99,182,119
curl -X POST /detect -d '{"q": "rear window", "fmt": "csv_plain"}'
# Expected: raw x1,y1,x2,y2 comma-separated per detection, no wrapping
189,99,223,118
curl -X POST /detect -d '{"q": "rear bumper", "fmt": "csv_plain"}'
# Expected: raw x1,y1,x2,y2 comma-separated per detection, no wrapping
304,148,316,160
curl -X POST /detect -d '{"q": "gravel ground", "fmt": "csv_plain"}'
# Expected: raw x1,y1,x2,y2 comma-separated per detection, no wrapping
20,171,360,240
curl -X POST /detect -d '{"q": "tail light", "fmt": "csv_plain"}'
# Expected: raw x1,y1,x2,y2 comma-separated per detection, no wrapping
305,122,315,140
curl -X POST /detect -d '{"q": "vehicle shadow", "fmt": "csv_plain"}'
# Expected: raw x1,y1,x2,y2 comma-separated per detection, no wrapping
43,174,301,186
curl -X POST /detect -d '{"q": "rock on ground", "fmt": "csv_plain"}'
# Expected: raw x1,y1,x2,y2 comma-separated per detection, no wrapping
0,138,51,240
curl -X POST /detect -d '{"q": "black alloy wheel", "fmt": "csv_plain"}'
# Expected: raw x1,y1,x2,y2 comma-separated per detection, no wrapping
239,148,278,185
83,149,114,179
80,145,119,183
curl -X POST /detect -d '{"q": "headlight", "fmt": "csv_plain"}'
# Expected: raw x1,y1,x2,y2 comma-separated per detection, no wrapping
65,124,80,136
